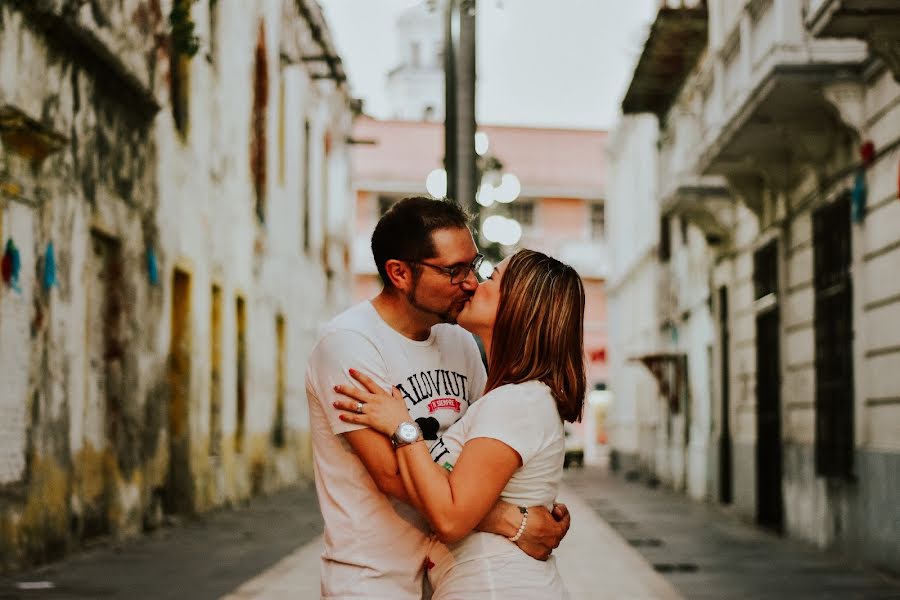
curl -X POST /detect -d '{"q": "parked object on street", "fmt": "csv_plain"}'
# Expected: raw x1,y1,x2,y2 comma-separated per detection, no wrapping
564,422,584,469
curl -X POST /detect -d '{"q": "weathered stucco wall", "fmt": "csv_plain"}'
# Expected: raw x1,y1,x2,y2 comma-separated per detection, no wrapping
0,0,354,572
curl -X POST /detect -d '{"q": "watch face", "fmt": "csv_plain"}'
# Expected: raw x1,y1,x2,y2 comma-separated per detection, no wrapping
399,423,419,442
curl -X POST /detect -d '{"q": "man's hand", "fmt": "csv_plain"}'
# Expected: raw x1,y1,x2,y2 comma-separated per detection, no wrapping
515,502,571,561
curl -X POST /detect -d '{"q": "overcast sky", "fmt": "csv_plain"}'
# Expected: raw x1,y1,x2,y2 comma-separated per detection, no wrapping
319,0,658,130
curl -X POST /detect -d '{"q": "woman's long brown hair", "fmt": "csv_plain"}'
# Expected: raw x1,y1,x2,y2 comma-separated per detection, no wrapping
484,249,586,423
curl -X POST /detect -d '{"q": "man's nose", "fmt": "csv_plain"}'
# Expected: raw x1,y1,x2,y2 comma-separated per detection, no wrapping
460,269,479,290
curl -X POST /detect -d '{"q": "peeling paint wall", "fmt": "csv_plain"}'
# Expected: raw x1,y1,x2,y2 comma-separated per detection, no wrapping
0,0,354,573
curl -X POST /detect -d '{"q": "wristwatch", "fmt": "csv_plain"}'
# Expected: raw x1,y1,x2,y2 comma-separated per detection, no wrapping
391,421,423,448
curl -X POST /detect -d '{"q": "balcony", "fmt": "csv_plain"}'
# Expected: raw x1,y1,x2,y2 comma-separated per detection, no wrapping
622,2,710,122
805,0,900,81
661,176,734,246
695,0,868,218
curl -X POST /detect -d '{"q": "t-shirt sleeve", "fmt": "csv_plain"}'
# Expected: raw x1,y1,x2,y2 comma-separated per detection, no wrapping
305,329,392,436
464,386,550,465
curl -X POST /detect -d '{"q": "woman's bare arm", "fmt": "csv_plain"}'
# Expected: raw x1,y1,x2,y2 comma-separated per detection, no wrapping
396,437,521,543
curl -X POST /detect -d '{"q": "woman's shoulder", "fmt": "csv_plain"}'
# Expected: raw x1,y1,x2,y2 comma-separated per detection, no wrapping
481,380,554,408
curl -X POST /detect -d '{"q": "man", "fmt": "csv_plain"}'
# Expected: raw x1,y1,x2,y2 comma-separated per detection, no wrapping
305,197,570,600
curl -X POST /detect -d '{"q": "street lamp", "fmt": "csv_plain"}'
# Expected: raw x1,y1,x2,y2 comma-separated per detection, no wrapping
482,215,522,246
475,131,489,156
476,180,495,207
494,173,520,203
426,168,448,198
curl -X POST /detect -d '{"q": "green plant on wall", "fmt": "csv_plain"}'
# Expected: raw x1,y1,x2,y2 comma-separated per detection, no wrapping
169,0,200,57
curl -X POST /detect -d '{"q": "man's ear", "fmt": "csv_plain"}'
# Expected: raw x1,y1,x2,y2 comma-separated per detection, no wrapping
384,259,415,291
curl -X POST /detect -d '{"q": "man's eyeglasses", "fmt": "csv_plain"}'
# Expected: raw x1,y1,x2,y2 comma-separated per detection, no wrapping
406,254,484,284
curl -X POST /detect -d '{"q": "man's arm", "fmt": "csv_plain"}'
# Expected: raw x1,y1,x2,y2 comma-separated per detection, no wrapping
342,428,410,503
477,501,571,561
309,330,410,501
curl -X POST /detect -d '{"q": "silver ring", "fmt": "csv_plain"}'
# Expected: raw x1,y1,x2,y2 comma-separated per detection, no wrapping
356,401,364,414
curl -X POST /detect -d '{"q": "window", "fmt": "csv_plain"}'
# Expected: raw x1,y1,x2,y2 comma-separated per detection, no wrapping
590,203,605,240
208,0,219,68
659,215,671,262
302,119,311,252
813,194,854,478
170,0,193,138
234,296,247,453
278,76,286,186
273,314,286,448
410,41,421,67
251,21,268,223
753,240,778,300
507,200,534,227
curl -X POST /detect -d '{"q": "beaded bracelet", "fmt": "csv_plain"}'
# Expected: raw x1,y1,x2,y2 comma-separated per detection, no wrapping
508,506,529,542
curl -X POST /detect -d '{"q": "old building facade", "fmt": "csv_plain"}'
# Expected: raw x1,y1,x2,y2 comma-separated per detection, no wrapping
608,0,900,572
0,0,354,570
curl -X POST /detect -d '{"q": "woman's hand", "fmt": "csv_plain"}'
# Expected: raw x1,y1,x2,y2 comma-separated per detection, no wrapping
333,369,412,437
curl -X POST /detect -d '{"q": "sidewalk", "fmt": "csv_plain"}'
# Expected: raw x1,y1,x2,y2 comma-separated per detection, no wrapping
563,466,900,600
0,485,324,600
222,482,683,599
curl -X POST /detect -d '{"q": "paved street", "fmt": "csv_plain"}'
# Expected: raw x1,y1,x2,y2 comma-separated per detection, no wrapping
2,469,898,599
220,481,680,600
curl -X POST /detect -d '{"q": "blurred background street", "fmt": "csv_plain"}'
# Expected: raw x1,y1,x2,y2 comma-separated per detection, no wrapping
0,0,899,597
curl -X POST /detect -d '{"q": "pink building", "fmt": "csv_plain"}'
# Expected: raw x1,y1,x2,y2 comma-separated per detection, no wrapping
350,116,609,391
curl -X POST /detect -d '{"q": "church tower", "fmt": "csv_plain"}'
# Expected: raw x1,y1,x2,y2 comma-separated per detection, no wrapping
386,2,444,121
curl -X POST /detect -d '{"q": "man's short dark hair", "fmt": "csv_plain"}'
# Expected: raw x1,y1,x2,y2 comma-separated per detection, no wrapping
371,196,472,287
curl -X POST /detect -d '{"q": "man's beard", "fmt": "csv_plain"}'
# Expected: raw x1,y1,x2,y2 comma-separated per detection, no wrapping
406,278,468,324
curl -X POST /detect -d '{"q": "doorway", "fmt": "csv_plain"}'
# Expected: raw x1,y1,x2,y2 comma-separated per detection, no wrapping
209,284,223,458
82,232,125,537
813,194,854,478
718,286,733,505
754,241,783,533
166,269,193,513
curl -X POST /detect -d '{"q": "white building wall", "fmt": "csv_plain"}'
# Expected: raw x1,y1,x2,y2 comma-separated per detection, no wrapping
606,115,660,472
693,0,900,571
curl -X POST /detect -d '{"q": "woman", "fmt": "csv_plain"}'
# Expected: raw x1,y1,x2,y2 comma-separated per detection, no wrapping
333,249,585,599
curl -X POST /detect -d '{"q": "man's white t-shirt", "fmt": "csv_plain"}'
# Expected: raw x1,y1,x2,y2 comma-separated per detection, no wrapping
305,301,487,600
426,380,569,599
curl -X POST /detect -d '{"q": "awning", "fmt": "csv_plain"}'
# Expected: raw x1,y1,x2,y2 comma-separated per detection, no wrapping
630,352,688,413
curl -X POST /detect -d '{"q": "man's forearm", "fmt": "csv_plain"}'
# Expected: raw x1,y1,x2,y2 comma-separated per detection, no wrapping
378,473,411,503
475,500,520,538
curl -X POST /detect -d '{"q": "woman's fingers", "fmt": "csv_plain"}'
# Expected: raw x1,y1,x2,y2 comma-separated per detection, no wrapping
333,400,371,425
349,368,387,394
333,399,362,414
333,383,369,402
338,412,367,425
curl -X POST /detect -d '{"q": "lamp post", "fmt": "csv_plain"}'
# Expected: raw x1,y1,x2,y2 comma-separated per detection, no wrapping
444,0,477,211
